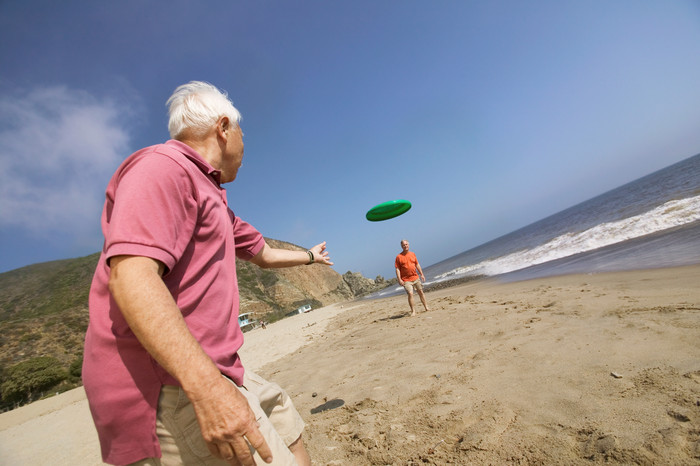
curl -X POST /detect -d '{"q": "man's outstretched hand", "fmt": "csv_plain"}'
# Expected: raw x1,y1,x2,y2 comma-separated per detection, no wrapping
309,241,333,266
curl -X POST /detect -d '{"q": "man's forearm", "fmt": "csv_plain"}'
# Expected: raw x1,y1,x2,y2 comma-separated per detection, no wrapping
109,256,221,390
251,247,313,268
251,241,333,268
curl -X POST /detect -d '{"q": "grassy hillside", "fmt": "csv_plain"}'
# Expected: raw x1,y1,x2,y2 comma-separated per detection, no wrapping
0,253,99,367
0,253,99,408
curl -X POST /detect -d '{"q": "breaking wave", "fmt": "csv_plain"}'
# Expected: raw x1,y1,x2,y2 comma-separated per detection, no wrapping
436,194,700,280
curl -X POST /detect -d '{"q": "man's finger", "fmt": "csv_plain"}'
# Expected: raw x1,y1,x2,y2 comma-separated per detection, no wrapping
209,442,242,466
245,429,273,464
228,436,256,466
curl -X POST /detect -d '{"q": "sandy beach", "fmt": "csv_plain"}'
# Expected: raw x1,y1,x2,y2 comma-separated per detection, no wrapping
1,266,699,465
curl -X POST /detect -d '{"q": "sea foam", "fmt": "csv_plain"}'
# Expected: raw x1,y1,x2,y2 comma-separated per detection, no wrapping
436,194,700,280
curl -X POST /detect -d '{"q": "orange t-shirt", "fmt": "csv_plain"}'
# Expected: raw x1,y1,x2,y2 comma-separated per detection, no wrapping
395,251,419,282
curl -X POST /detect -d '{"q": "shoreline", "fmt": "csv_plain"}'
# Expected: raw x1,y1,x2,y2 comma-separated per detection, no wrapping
1,264,699,464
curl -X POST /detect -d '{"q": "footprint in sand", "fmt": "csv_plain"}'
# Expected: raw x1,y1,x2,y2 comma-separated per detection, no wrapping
456,399,516,451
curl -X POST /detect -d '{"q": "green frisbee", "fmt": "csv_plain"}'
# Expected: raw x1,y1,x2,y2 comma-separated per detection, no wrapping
366,199,412,221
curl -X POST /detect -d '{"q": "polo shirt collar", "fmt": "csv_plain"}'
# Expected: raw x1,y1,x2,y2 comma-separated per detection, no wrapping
165,139,222,185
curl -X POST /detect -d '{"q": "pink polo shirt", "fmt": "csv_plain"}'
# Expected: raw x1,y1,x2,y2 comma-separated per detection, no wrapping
82,140,265,465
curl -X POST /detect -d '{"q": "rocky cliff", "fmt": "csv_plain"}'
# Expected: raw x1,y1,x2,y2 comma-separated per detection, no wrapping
342,271,397,297
236,238,356,319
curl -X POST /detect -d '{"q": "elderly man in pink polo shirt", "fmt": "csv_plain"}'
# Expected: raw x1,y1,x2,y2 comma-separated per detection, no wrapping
83,81,332,466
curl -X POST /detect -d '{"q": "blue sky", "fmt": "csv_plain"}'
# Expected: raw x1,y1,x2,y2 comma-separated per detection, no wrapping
1,1,700,279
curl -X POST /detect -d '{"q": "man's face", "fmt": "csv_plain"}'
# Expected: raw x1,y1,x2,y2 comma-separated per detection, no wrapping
221,126,244,183
401,241,409,252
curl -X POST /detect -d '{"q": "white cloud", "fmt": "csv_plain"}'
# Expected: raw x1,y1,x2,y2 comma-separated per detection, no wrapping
0,86,133,235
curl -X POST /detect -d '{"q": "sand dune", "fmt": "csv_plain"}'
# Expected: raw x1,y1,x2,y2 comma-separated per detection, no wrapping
1,266,699,465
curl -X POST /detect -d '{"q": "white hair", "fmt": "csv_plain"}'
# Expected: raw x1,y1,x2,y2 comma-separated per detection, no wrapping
166,81,241,139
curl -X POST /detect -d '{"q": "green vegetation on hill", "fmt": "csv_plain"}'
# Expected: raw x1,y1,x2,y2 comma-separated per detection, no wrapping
0,253,100,410
0,253,99,322
0,356,75,406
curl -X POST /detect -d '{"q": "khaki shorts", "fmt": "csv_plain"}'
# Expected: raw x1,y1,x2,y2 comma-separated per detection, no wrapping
131,371,304,466
402,278,423,293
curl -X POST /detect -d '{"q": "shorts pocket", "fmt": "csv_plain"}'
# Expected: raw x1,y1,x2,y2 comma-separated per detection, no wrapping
181,417,212,459
174,389,215,459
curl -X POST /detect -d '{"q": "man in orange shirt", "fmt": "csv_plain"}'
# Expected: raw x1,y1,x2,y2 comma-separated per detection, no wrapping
395,239,431,316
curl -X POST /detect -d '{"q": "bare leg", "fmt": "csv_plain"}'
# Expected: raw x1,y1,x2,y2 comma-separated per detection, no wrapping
289,435,311,466
417,288,430,312
406,291,417,316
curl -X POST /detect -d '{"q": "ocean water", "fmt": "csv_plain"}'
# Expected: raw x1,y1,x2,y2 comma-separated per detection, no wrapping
376,153,700,296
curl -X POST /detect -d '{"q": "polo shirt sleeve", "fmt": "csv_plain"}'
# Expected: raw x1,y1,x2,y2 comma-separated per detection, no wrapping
104,154,198,272
231,213,265,261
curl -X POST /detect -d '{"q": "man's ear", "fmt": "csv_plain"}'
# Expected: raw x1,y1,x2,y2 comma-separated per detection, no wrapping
218,116,230,136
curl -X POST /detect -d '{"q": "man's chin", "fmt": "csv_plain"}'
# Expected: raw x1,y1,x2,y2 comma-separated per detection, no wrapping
222,172,239,183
